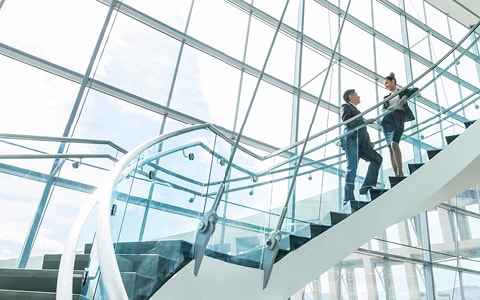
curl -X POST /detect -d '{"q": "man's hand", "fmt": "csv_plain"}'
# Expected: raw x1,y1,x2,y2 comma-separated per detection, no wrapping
368,141,375,148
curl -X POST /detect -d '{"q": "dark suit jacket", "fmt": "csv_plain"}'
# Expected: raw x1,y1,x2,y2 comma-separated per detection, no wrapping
340,102,370,149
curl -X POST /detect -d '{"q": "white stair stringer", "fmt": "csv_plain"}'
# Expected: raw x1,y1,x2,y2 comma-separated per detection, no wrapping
151,120,480,300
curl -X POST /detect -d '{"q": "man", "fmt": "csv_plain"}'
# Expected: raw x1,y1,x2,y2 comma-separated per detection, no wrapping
340,89,382,205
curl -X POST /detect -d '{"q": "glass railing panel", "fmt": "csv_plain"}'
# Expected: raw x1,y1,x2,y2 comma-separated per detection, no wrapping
210,205,275,260
207,153,287,261
294,170,343,221
0,135,119,271
109,128,221,245
214,159,274,213
209,153,275,261
0,135,121,188
100,122,345,281
89,125,311,297
93,127,224,299
209,202,315,260
279,132,346,219
281,216,323,239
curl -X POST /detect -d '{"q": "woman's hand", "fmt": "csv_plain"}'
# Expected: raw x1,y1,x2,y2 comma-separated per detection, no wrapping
399,95,408,106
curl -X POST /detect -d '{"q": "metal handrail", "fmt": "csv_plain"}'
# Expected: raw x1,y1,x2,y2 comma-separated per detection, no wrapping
0,133,128,154
56,194,98,299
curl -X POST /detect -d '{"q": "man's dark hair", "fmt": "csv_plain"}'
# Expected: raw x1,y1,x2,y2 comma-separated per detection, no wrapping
343,89,355,102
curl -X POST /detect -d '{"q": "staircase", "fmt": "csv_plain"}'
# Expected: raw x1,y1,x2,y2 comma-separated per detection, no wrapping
1,118,477,300
1,119,478,299
148,120,479,300
119,119,480,299
369,120,477,200
0,253,86,299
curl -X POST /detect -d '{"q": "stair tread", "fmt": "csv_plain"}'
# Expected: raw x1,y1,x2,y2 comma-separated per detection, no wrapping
0,268,83,276
321,211,350,226
279,234,311,251
369,188,389,200
464,120,475,128
389,176,406,187
0,269,83,293
308,223,331,238
0,289,81,300
445,134,459,144
294,223,330,238
408,163,424,174
426,149,442,160
341,200,369,214
42,253,90,270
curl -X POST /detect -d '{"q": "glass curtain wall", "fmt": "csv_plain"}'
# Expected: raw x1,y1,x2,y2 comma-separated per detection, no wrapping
0,0,479,299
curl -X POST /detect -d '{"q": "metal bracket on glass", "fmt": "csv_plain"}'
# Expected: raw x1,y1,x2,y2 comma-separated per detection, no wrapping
261,230,282,289
193,210,218,276
82,268,89,286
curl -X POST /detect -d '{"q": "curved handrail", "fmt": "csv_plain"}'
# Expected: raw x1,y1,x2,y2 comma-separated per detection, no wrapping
56,194,98,300
0,134,128,169
0,133,128,154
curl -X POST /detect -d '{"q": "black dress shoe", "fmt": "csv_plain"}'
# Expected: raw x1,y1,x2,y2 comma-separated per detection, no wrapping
359,185,375,195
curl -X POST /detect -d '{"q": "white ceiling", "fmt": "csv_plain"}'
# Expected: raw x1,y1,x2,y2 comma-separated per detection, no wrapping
427,0,480,28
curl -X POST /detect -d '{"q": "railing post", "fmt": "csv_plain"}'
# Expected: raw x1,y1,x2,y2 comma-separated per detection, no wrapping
261,230,282,289
260,0,354,288
193,183,224,275
191,0,292,278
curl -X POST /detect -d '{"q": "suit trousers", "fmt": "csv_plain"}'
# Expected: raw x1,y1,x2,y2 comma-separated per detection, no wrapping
344,139,382,202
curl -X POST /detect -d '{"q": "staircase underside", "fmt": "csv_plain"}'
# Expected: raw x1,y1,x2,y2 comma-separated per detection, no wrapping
149,120,480,300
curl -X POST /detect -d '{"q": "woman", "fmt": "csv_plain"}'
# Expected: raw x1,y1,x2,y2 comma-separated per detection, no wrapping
381,72,418,177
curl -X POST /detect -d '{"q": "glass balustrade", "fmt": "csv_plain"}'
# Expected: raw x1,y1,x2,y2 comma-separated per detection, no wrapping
80,25,480,299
